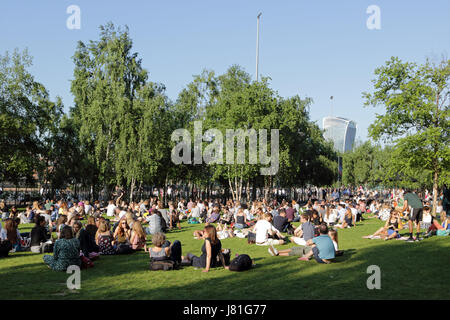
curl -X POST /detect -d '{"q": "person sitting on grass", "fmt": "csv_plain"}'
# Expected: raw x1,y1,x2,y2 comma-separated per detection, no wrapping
291,213,315,246
114,218,131,245
216,222,235,240
328,229,343,256
8,206,18,219
43,226,81,271
169,209,181,230
130,221,147,251
420,206,435,231
147,232,182,266
253,213,286,246
219,207,234,225
311,210,322,226
273,209,290,233
73,221,99,258
19,206,32,224
424,213,450,238
67,207,81,227
362,209,402,240
0,218,22,252
298,224,335,264
323,205,338,226
193,223,211,239
206,206,221,223
85,216,98,242
30,215,52,253
96,220,116,255
182,225,228,272
145,210,163,235
55,215,68,237
234,208,248,229
337,208,355,229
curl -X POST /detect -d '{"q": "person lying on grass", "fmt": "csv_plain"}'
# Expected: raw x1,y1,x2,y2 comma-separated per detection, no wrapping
362,209,402,240
182,225,229,272
298,224,335,264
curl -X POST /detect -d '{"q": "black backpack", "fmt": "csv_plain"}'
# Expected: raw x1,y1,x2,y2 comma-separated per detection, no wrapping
117,243,133,255
229,254,253,272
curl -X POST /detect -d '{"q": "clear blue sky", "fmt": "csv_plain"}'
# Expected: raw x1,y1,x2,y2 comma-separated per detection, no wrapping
1,0,449,141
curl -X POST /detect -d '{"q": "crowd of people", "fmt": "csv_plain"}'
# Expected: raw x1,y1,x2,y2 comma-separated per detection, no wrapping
0,186,448,270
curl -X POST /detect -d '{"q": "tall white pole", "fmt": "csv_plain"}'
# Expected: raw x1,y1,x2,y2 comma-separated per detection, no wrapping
256,13,262,82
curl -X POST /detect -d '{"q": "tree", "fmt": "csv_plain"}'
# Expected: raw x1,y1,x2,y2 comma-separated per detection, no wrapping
173,65,337,201
0,49,63,189
364,57,450,213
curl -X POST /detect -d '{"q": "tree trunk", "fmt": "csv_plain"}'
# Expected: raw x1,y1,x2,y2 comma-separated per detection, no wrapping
432,162,438,216
130,177,136,203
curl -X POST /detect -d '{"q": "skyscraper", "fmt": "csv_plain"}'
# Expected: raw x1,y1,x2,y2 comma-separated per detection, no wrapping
322,117,357,153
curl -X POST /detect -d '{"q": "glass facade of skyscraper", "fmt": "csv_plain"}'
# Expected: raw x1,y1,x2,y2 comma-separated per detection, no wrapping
322,117,357,153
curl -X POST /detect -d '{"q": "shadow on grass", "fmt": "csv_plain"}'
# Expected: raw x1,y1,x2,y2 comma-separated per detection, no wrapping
110,238,449,300
1,236,449,300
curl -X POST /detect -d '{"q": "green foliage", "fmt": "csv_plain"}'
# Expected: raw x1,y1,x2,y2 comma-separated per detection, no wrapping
173,65,337,200
3,24,338,199
363,57,449,209
71,23,174,199
0,49,63,186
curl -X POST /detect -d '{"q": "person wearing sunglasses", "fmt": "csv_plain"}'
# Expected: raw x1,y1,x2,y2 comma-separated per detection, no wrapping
114,218,131,245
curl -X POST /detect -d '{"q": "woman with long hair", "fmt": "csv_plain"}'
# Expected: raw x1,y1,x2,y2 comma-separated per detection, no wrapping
59,202,68,216
363,210,401,240
85,216,98,238
56,215,68,238
0,218,22,252
182,225,228,272
96,220,116,255
339,208,355,229
130,221,146,251
113,218,131,245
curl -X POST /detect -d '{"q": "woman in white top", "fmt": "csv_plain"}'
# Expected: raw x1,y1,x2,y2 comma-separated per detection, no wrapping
323,206,338,226
421,206,434,230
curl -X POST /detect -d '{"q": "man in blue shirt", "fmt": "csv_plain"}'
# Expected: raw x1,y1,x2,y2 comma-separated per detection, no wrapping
298,224,335,264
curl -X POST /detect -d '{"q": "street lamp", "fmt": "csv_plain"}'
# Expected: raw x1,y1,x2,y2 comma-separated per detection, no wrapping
256,12,262,82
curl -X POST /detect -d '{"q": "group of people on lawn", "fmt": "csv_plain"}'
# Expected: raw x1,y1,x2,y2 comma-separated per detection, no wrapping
0,186,448,271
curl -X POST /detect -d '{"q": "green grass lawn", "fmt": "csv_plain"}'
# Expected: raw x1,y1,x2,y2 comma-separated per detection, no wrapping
1,216,449,300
